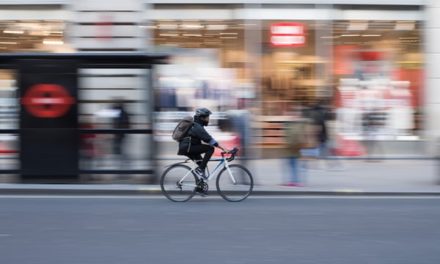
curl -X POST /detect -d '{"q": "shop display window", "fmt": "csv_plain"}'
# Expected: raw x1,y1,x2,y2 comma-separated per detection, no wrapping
0,20,69,53
332,20,423,139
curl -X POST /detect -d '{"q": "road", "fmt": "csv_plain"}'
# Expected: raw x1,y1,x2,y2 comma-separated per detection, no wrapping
1,196,440,264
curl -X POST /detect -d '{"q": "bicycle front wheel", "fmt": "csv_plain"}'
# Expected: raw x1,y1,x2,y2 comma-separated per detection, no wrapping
216,164,253,202
160,164,197,202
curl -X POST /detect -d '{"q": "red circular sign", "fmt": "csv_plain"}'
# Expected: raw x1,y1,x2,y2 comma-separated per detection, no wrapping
22,84,75,118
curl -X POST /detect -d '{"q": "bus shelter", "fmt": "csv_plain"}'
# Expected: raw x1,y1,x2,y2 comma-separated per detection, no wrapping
0,53,167,183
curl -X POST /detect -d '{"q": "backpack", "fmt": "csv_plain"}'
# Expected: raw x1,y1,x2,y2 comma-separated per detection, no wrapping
172,116,194,142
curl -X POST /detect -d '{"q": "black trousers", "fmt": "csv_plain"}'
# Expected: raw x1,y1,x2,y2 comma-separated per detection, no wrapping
185,144,214,170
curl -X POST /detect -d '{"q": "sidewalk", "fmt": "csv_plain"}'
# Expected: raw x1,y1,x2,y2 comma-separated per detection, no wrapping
249,158,440,195
1,159,440,195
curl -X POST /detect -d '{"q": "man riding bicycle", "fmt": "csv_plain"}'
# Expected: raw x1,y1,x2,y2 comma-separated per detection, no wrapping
178,108,229,179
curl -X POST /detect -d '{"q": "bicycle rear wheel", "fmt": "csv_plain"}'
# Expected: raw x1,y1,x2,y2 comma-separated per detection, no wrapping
216,164,253,202
160,164,197,202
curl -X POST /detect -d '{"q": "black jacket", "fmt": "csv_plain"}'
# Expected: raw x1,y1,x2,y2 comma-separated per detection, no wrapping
305,105,328,143
178,117,218,155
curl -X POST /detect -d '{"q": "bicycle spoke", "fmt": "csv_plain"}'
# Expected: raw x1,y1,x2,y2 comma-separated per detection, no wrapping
216,164,253,202
160,164,197,202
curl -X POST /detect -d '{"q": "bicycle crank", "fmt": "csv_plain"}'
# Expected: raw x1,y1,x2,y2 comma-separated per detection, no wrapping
196,179,209,194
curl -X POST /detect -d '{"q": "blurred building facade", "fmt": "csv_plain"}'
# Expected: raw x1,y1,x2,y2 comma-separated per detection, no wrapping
0,0,435,159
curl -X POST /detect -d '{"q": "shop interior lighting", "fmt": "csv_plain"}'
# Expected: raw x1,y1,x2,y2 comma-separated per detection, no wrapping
159,33,179,37
0,41,17,45
395,21,415,31
49,31,63,35
42,39,64,45
183,33,202,37
180,24,204,30
361,34,381,37
20,22,57,32
220,36,237,39
347,21,368,31
3,29,24,34
206,24,228,30
341,34,360,37
29,30,44,36
219,32,238,35
158,24,178,30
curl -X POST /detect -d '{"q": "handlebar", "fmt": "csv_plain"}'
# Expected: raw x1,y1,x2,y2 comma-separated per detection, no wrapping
221,147,239,162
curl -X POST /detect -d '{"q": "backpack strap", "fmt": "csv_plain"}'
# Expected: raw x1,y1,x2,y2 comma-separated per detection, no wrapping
185,123,194,153
186,136,192,153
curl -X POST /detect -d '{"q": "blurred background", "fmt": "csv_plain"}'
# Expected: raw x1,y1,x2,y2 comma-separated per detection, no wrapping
0,0,434,184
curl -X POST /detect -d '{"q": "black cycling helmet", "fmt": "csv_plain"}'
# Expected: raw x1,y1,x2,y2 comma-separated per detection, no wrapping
195,107,212,117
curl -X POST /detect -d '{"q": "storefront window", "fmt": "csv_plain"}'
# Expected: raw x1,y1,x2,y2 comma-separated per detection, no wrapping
332,20,423,139
258,20,332,147
148,5,425,157
259,18,423,149
260,20,331,116
0,20,69,52
151,18,252,154
152,19,247,113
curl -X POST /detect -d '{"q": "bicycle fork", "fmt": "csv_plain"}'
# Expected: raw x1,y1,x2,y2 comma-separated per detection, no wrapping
224,161,237,185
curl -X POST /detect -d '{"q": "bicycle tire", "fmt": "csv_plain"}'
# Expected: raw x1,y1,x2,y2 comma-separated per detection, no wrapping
160,164,197,202
216,164,253,202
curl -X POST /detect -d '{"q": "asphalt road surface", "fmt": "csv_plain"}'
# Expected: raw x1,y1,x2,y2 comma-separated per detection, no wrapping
1,195,440,264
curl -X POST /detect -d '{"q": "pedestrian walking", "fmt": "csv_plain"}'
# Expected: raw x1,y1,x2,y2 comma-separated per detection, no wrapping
282,117,310,187
111,100,131,168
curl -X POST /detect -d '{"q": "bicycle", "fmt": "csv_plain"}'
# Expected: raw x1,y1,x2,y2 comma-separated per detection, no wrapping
160,147,253,202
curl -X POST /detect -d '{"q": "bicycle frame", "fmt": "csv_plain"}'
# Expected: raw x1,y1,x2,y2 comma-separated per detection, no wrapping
177,155,237,185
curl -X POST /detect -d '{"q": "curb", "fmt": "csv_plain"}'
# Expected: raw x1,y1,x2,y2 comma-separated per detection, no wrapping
1,186,440,196
250,190,440,196
0,185,161,196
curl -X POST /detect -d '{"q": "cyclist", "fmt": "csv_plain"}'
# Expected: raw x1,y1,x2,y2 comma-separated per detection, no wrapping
178,108,229,179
